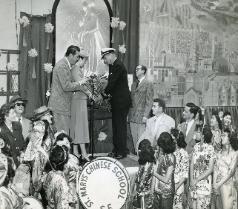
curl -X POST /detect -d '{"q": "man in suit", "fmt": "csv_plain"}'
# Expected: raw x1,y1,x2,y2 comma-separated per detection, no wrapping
179,102,198,154
128,65,154,152
9,95,31,140
48,45,88,134
102,48,131,159
137,98,175,150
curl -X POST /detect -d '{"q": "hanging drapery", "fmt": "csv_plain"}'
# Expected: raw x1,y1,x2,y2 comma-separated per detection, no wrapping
19,12,53,117
112,0,139,74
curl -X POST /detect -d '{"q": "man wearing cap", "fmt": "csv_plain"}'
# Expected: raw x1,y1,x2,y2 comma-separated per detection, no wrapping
48,45,88,134
128,65,154,153
101,48,131,159
9,95,31,140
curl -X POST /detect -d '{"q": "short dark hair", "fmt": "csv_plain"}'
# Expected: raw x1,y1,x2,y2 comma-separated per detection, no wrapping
153,98,166,111
138,139,155,165
0,103,15,125
136,65,147,75
49,145,68,171
203,125,213,144
157,132,176,154
185,103,198,119
65,45,80,57
171,128,187,149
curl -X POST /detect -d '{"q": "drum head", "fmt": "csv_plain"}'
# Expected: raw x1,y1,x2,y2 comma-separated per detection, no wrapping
77,157,130,209
23,197,43,209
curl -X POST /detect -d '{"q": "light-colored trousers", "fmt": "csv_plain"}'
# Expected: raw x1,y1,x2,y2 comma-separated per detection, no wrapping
130,122,146,153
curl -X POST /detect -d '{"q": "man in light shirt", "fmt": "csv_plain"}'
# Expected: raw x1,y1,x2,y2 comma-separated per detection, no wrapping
137,98,175,150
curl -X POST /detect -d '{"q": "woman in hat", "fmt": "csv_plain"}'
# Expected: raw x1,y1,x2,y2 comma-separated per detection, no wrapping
70,49,90,161
0,103,25,167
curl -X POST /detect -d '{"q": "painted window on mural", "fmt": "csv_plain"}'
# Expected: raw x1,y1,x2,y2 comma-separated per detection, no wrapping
0,50,20,107
56,0,111,74
140,0,238,107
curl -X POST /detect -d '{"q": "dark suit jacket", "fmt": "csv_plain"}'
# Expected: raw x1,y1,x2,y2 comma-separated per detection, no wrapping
0,122,25,166
105,59,131,109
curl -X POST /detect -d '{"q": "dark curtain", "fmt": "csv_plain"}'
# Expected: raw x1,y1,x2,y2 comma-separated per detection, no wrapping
19,12,53,117
112,0,139,74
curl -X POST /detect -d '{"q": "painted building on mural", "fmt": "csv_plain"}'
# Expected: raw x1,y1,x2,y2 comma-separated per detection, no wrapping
140,0,238,107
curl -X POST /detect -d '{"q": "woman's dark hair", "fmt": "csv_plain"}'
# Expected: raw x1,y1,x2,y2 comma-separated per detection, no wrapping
54,133,73,145
157,132,176,154
42,120,50,143
138,139,155,165
49,145,68,171
223,111,231,118
229,132,238,151
2,157,15,187
0,104,15,125
203,125,213,144
171,128,187,149
211,112,222,131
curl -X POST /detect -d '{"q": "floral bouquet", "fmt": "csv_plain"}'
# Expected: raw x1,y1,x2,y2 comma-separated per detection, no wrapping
82,73,111,111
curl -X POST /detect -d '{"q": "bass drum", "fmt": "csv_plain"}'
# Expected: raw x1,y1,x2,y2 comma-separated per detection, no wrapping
23,197,43,209
76,157,130,209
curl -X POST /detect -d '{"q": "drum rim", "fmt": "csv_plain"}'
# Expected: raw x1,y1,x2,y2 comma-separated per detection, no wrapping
77,157,130,209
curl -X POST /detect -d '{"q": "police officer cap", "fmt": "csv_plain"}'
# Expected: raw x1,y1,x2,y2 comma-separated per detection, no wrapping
101,48,116,59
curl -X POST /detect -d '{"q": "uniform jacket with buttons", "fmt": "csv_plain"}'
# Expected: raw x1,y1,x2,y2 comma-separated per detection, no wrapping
0,122,25,166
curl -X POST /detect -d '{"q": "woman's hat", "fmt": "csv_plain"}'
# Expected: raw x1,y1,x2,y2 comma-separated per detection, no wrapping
79,49,89,58
31,106,51,121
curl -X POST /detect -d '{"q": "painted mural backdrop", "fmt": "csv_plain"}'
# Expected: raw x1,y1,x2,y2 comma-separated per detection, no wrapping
140,0,238,107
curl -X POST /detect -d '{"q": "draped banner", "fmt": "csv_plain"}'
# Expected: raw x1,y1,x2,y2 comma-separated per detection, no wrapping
19,12,53,117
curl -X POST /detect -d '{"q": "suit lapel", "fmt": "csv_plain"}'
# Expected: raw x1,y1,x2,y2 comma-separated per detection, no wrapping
136,78,146,91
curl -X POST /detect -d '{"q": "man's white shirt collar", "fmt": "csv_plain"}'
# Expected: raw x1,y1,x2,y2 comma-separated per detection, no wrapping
186,119,194,136
65,57,71,70
138,76,145,84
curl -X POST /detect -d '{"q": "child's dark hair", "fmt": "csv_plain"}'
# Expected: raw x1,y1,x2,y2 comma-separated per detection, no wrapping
49,145,68,171
138,139,155,165
54,132,73,145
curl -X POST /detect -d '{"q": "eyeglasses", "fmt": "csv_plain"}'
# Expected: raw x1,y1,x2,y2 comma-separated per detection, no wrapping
15,103,25,107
